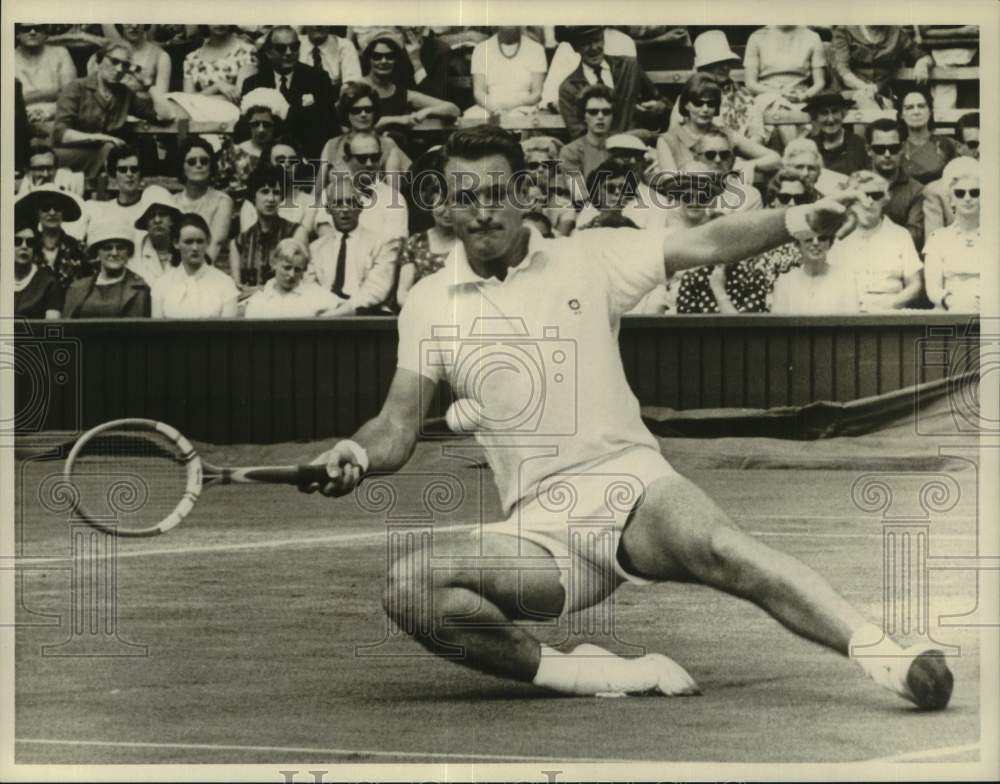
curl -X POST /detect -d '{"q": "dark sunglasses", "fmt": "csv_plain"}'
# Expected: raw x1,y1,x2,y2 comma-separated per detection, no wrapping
184,155,211,166
690,98,720,109
271,42,301,54
30,163,55,171
14,236,35,247
585,108,612,117
38,202,65,213
330,199,362,209
699,149,733,163
273,155,298,166
116,164,141,174
962,140,980,150
870,143,902,156
16,24,46,34
351,153,380,164
349,104,375,115
862,190,886,202
371,51,396,62
775,192,810,206
953,188,980,199
99,241,132,253
249,120,275,128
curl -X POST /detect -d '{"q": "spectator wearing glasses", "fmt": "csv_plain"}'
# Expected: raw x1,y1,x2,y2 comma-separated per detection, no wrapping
770,232,859,314
241,136,325,239
804,91,869,177
923,114,979,235
217,88,289,195
241,26,338,160
298,26,362,100
244,238,343,318
360,36,460,133
466,26,547,119
318,82,412,187
555,26,666,139
541,27,636,113
576,135,669,232
560,85,616,195
92,25,171,93
175,136,234,264
182,25,257,105
898,87,956,186
317,133,410,245
827,170,924,312
85,144,147,236
308,175,397,316
152,213,239,319
865,118,924,249
923,157,980,312
12,214,64,320
521,136,576,237
230,163,309,290
64,219,150,318
16,185,91,289
656,74,779,178
15,23,78,141
51,40,171,179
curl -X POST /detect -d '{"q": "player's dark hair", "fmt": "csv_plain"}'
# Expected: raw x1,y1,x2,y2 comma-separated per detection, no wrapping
865,117,907,145
444,125,526,174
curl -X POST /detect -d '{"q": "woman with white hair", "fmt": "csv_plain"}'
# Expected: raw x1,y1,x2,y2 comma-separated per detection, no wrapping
923,157,980,312
243,238,342,318
782,137,847,196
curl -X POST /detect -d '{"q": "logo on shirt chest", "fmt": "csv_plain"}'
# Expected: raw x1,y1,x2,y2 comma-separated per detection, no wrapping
568,298,582,314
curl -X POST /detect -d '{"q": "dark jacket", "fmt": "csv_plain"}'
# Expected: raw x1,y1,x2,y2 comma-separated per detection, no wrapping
885,168,925,250
64,269,150,318
240,63,338,160
811,129,870,177
558,55,661,139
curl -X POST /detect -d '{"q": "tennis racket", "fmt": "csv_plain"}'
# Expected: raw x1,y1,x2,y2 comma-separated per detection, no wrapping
63,418,335,537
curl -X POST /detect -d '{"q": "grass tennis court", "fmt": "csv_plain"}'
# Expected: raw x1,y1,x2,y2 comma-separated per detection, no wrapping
14,429,982,765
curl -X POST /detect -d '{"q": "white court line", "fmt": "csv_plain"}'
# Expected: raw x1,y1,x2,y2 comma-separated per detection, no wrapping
15,737,648,764
862,741,980,763
16,522,979,565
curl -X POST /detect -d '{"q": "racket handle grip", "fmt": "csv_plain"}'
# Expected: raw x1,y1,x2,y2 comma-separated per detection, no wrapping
296,463,336,485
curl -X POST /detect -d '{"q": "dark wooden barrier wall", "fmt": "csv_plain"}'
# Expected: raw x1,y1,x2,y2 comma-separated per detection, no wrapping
14,315,980,444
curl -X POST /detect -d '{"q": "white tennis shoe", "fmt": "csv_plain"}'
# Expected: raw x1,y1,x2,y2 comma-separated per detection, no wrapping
568,644,701,697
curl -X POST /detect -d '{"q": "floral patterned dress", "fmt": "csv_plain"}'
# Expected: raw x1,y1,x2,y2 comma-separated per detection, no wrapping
182,38,257,97
37,230,92,289
398,231,451,284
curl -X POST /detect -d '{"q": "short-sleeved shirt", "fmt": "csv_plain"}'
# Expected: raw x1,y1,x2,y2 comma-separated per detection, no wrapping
397,226,667,513
827,217,923,312
14,266,64,318
744,26,825,92
151,263,239,318
471,34,547,108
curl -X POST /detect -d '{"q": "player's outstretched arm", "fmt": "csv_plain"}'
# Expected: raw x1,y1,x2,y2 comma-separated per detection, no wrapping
661,191,861,275
301,368,436,497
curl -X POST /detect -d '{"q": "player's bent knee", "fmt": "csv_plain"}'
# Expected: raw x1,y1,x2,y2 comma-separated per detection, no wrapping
701,525,766,596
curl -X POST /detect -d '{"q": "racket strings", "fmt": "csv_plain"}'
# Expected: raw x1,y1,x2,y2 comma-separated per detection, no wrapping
67,428,193,533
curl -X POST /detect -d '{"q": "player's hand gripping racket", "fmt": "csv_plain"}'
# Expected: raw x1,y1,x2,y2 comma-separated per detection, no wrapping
63,418,336,537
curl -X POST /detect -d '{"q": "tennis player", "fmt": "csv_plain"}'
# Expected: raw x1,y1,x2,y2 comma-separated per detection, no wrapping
303,126,953,709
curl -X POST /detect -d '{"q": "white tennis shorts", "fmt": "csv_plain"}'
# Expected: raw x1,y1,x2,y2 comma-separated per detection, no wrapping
479,446,677,615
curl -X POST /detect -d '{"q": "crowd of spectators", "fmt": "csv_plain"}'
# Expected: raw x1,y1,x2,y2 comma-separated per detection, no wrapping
13,23,982,319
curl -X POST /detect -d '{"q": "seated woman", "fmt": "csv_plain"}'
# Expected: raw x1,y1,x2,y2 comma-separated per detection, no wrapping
241,136,325,239
91,25,171,92
770,233,859,314
64,220,150,318
559,84,615,196
319,82,412,186
466,26,547,118
15,185,91,288
360,35,460,135
243,238,342,318
182,25,257,105
14,23,78,140
230,163,309,290
151,213,239,318
13,216,63,319
396,166,456,308
743,25,826,148
216,88,288,195
923,157,980,312
130,185,182,285
51,40,172,179
898,87,957,185
174,136,234,263
830,26,932,108
656,74,780,177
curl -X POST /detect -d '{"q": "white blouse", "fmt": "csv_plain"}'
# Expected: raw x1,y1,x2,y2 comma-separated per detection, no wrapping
151,263,239,318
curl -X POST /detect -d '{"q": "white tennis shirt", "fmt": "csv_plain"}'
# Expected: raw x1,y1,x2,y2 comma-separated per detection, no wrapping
398,226,667,513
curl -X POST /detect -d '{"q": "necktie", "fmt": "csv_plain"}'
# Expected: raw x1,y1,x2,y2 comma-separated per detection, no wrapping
279,75,290,98
332,232,349,298
312,46,323,71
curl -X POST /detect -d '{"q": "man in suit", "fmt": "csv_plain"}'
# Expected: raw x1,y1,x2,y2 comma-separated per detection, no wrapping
556,26,666,139
241,25,337,161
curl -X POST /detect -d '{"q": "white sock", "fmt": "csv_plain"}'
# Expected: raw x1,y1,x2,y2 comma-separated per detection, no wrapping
532,644,645,695
849,623,907,693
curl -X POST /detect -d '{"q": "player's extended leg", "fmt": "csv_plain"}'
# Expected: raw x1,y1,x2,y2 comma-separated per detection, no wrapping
618,472,954,709
382,533,698,695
